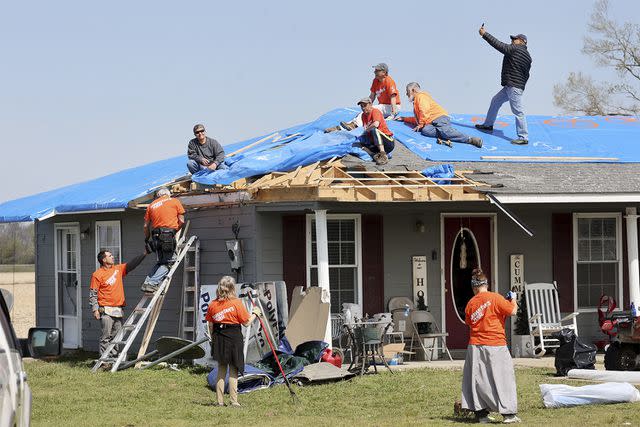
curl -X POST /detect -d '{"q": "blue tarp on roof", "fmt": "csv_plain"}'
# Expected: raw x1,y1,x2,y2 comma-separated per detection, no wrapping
1,107,639,222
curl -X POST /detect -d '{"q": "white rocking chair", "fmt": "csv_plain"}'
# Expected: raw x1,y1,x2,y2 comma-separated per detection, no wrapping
524,281,579,357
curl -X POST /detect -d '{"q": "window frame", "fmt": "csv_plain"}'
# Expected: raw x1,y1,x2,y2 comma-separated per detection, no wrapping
95,220,122,270
572,212,623,312
305,213,363,310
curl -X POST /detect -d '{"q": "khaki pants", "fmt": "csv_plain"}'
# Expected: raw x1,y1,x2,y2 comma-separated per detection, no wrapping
216,363,239,405
100,314,122,356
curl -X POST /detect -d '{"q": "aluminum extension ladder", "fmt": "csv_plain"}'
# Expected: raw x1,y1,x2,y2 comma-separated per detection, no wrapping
179,239,200,342
91,233,198,373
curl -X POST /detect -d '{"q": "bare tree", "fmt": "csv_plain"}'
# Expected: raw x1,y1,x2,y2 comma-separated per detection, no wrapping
554,0,640,115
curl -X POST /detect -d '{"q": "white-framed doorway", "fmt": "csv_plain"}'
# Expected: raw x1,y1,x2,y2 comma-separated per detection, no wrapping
54,222,82,348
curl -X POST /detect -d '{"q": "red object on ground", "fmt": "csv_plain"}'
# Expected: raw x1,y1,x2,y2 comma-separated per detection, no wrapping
321,348,342,368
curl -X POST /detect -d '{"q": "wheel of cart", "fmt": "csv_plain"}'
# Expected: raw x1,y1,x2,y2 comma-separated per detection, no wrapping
604,341,640,371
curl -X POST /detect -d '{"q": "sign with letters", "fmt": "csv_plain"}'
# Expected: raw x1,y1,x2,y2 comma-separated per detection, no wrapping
510,254,524,293
412,256,428,309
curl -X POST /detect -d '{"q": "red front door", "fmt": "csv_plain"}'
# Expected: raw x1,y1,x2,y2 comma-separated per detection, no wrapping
444,217,493,349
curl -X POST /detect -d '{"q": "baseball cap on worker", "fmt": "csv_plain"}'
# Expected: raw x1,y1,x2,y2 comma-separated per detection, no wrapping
510,33,527,43
193,124,205,134
357,97,372,106
372,63,389,73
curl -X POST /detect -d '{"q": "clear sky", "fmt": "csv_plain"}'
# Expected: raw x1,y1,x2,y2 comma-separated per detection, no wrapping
1,0,637,203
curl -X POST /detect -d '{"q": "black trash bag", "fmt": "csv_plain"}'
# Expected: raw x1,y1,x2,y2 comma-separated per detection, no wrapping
553,328,597,376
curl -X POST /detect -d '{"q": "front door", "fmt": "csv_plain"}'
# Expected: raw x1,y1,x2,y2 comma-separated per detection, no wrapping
443,217,493,349
54,224,81,348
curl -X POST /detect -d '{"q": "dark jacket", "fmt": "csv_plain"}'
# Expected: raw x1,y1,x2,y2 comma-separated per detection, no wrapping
187,136,225,166
482,32,532,90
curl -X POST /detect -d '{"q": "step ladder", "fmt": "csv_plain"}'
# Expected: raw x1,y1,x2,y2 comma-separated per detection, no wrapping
179,239,200,342
91,233,198,373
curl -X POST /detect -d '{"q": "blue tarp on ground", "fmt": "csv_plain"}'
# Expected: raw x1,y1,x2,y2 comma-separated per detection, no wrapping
1,107,639,222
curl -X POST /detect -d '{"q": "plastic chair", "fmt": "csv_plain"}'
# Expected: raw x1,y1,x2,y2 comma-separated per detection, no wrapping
408,311,453,361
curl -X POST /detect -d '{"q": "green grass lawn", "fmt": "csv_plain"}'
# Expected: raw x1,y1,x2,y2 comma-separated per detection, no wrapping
26,353,639,427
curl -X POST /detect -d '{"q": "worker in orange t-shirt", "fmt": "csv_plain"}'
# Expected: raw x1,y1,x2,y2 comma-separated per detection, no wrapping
206,276,261,407
356,97,395,165
141,187,185,293
90,249,147,357
325,63,401,132
460,268,521,424
396,82,483,148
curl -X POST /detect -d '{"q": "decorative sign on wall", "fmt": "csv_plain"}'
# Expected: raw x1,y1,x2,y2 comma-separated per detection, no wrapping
412,255,428,310
510,254,524,293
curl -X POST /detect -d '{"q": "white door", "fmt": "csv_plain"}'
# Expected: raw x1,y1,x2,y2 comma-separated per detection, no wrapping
54,224,82,348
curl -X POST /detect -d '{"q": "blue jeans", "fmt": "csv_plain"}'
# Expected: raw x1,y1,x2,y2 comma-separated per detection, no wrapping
187,159,229,174
359,128,395,154
482,86,528,140
420,115,472,144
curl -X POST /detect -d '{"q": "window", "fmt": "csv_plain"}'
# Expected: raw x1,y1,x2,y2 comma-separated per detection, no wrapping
306,215,361,313
95,221,122,268
574,214,622,310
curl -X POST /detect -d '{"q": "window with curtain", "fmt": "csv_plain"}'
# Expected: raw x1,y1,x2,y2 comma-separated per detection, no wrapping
308,216,360,313
95,221,121,267
575,215,621,309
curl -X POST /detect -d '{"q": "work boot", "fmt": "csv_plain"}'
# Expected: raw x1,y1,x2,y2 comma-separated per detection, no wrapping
437,138,453,148
502,414,521,424
141,283,159,293
373,152,388,165
324,125,341,133
475,124,493,131
340,121,358,131
511,138,528,145
469,137,483,148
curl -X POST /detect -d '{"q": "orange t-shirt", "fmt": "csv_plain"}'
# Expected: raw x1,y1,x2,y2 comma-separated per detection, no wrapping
403,91,448,127
363,108,393,137
370,75,401,106
144,196,185,230
90,263,127,307
465,291,516,346
205,297,251,325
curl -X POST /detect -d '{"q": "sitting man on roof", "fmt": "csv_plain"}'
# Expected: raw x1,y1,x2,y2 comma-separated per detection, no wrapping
325,63,400,133
90,248,148,357
355,97,395,166
397,82,483,148
187,124,228,174
141,187,185,293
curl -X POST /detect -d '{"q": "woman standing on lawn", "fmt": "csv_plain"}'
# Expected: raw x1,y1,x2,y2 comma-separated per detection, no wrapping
205,276,260,407
461,268,521,424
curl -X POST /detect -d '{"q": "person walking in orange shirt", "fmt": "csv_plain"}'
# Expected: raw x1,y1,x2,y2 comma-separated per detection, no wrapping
461,268,521,424
397,82,483,148
206,276,261,407
325,63,401,132
90,249,147,356
356,97,395,165
141,187,185,293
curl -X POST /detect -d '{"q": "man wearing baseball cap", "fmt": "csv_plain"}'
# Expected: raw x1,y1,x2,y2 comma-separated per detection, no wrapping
325,63,400,132
476,26,532,145
356,97,395,165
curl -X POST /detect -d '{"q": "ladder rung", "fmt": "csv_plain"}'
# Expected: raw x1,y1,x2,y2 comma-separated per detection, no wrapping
185,287,196,292
112,341,128,346
183,307,194,312
185,267,196,272
182,327,194,332
122,324,135,330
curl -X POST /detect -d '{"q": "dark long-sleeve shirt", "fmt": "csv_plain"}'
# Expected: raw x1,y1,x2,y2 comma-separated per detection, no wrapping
187,136,225,166
482,32,532,90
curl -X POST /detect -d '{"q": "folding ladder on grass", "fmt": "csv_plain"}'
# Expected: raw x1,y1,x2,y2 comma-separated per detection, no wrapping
91,228,198,373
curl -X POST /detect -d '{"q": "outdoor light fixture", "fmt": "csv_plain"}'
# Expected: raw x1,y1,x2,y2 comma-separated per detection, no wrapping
80,225,91,240
415,220,426,233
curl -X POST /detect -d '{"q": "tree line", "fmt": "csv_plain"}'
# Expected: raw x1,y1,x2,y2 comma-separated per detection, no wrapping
0,223,35,265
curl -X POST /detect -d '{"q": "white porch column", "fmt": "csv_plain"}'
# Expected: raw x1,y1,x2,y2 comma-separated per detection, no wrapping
625,207,640,308
314,209,332,347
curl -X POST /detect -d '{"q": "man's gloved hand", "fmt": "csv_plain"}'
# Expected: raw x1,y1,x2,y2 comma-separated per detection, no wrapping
505,291,517,301
251,306,262,317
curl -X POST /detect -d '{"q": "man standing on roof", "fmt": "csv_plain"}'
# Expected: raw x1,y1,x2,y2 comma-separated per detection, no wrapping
187,124,228,174
475,25,532,145
90,249,148,357
397,82,483,148
325,63,400,132
141,188,185,293
356,97,395,165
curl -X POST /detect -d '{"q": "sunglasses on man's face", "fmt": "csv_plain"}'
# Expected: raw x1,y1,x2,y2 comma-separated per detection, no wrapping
195,129,205,135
